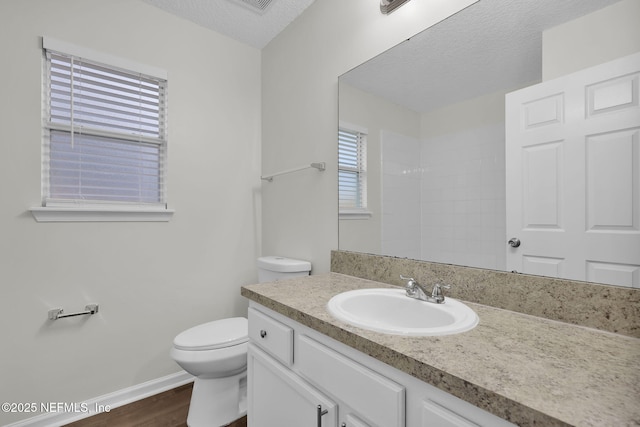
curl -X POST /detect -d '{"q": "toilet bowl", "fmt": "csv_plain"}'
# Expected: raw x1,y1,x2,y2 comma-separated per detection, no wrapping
171,256,311,426
171,318,249,427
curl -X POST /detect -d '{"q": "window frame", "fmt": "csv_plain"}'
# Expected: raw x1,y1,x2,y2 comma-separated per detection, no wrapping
31,37,173,222
338,123,371,220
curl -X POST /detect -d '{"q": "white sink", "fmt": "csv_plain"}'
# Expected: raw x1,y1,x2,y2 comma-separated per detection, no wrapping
327,288,478,336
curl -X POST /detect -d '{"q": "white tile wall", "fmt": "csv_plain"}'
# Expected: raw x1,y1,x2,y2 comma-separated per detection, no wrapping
381,130,422,259
421,122,506,270
381,124,506,270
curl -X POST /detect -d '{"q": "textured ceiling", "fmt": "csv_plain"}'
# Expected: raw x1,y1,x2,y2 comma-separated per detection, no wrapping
143,0,316,49
144,0,622,110
341,0,623,113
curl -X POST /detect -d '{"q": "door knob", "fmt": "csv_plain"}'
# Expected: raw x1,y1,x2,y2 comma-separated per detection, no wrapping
508,237,521,247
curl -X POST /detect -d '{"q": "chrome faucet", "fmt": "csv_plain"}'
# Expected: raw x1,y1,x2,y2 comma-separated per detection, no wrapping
400,275,450,304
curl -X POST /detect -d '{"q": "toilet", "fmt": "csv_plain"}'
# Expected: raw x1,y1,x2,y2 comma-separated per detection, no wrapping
171,256,311,427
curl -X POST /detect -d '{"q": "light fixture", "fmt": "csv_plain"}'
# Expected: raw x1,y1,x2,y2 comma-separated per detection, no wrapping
380,0,411,14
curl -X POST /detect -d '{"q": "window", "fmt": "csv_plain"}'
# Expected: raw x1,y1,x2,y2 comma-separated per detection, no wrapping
338,126,370,219
32,37,171,222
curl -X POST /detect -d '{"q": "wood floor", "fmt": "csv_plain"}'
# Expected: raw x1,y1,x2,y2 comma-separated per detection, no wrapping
64,383,247,427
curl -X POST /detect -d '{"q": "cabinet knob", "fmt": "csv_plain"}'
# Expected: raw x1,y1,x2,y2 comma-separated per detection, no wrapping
260,329,267,338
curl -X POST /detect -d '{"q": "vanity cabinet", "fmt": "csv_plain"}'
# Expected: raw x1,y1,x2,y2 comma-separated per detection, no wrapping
247,304,515,427
248,344,337,426
248,306,395,426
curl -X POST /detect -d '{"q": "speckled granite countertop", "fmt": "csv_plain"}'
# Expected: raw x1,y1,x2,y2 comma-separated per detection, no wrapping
241,273,640,427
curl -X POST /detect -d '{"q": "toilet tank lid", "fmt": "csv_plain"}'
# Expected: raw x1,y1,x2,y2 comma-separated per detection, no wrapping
257,256,311,273
173,317,248,351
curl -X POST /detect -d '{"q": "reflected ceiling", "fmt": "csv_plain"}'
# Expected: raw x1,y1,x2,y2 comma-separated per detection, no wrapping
340,0,621,113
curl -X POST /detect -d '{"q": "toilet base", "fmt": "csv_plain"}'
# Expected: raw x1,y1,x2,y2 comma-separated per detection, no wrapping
187,370,247,427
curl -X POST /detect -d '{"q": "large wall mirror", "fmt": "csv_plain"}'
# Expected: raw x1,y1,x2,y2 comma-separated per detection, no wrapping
338,0,640,288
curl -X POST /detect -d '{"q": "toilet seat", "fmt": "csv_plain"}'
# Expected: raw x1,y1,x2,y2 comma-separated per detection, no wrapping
174,317,248,351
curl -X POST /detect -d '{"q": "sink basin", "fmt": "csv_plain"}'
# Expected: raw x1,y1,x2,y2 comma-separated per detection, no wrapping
327,288,478,336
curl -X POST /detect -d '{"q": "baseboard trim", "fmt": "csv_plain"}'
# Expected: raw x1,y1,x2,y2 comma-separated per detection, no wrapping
5,371,194,427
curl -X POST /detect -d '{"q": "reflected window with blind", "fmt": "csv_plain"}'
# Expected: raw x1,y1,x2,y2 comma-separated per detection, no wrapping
42,38,168,210
338,127,370,219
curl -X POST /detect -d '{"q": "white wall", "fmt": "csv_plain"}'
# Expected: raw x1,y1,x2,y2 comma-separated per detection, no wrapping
542,0,640,80
261,0,478,273
0,0,261,423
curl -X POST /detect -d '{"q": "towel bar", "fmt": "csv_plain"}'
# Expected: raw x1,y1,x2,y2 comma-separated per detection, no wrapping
48,304,99,320
261,162,326,182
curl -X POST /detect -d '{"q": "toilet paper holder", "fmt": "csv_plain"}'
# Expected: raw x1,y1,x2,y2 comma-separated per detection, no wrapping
48,304,99,320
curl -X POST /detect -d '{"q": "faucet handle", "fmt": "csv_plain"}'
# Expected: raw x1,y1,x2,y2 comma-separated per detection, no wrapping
400,275,418,296
400,274,416,288
432,283,451,302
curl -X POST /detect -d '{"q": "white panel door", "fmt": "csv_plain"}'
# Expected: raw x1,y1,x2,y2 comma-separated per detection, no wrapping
247,344,337,427
506,52,640,287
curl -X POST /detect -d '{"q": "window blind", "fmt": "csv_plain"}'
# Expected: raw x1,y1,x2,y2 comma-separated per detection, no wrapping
43,49,167,207
338,128,367,210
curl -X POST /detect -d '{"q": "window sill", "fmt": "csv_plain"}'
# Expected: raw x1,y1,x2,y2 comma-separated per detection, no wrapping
339,210,373,220
30,206,174,223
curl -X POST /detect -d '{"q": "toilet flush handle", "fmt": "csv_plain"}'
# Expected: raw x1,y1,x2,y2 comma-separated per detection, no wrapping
260,330,267,338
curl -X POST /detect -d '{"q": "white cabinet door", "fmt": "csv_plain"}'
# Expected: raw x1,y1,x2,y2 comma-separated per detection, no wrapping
248,343,337,427
297,335,405,427
506,52,640,286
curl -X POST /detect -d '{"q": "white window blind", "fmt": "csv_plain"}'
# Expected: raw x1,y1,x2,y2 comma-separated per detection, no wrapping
338,128,367,213
43,46,167,208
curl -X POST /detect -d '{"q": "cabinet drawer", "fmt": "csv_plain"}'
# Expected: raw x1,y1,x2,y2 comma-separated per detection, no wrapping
248,308,293,366
421,396,516,427
422,400,481,427
346,413,371,427
297,335,405,427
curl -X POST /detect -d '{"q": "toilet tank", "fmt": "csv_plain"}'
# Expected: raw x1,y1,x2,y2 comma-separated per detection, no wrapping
257,256,311,283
